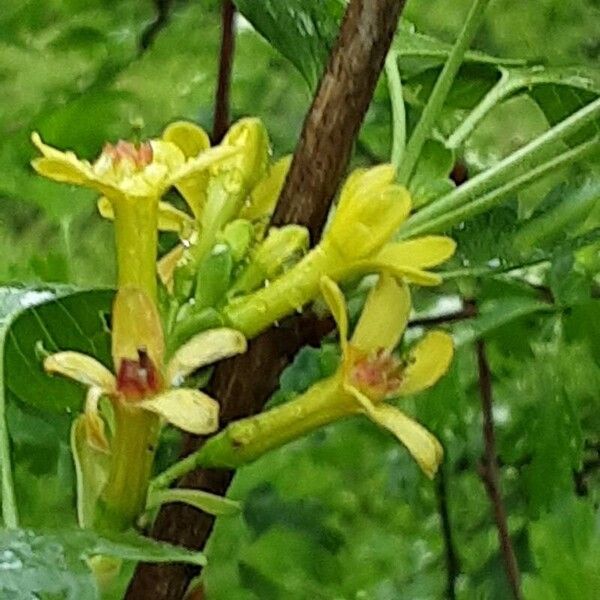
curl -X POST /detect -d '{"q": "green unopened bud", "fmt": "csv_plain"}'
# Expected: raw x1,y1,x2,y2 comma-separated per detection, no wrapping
229,225,309,295
218,219,254,262
195,243,233,310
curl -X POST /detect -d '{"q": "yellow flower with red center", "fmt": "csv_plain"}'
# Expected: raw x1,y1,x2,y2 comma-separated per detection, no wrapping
320,274,454,478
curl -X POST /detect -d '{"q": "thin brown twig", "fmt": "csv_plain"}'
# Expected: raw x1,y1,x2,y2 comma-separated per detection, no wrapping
476,339,523,600
212,1,236,143
409,300,477,328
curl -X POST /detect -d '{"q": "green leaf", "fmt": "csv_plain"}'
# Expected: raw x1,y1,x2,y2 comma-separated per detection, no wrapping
233,0,346,89
3,288,113,414
0,527,206,600
408,138,455,207
523,499,600,600
0,286,113,528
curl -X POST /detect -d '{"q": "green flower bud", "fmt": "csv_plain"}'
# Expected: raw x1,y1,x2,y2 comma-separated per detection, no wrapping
230,225,309,295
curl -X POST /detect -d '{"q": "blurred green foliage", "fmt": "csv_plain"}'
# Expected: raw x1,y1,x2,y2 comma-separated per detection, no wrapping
1,0,599,599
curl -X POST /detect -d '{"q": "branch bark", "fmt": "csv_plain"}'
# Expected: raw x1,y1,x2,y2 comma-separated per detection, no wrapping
476,340,523,600
212,1,236,143
127,1,406,597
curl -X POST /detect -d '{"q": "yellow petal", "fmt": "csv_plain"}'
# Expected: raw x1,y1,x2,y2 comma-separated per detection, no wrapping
367,403,443,478
319,276,349,353
140,389,219,434
31,133,123,200
163,124,212,220
71,415,110,528
157,243,185,291
111,286,165,369
166,328,247,386
168,144,242,186
351,274,410,353
343,261,442,286
328,181,412,260
44,351,115,392
84,387,110,453
149,140,186,172
376,236,456,269
239,155,292,235
220,117,270,190
162,121,211,158
337,164,396,214
399,331,454,396
98,197,193,234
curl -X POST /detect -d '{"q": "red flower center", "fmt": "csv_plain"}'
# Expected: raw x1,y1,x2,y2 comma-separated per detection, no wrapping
101,140,153,170
116,349,162,400
348,348,403,401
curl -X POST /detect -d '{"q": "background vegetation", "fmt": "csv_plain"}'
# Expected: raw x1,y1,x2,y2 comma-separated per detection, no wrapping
1,1,599,598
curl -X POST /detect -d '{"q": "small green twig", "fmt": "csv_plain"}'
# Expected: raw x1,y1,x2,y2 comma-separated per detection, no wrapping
385,50,406,171
397,0,492,184
0,325,18,528
400,135,600,237
446,68,512,150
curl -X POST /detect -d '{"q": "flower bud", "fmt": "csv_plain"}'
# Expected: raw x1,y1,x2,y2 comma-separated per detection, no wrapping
326,165,411,260
230,225,309,295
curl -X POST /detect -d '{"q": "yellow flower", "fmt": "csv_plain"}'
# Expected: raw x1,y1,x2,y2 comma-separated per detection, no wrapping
319,275,454,478
222,165,457,337
324,165,456,286
31,129,238,206
43,287,247,448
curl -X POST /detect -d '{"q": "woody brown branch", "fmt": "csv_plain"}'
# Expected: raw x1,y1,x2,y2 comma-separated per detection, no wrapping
126,1,406,598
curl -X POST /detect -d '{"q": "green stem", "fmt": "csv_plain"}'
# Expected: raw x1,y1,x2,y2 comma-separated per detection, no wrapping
222,243,336,337
446,68,515,150
397,0,491,184
96,404,160,530
151,376,354,490
100,195,161,530
385,50,406,171
0,323,18,528
400,95,600,237
400,136,599,237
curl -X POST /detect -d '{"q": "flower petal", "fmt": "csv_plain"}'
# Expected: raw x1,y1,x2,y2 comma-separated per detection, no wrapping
140,389,219,434
328,182,412,260
367,403,444,478
44,351,115,392
351,274,410,353
319,276,349,353
168,144,241,186
239,155,292,236
343,260,442,286
157,243,185,290
31,133,124,200
71,415,110,528
98,197,193,234
162,121,211,159
376,236,456,269
399,331,454,396
84,387,110,453
167,328,247,386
